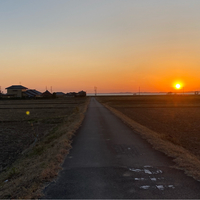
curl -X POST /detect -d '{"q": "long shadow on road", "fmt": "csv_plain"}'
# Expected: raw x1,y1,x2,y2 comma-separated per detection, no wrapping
43,97,200,199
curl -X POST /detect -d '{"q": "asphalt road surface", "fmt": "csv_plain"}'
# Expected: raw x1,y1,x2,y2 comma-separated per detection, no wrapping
43,97,200,199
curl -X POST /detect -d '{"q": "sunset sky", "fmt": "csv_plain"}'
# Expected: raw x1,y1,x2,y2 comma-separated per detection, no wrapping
1,0,200,93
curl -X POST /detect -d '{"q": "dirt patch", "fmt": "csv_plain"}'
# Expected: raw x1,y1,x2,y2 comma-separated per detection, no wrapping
0,98,80,173
96,95,200,181
0,121,55,171
115,107,200,158
0,97,90,199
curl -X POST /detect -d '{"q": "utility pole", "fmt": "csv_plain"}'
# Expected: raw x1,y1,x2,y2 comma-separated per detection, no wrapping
94,86,97,96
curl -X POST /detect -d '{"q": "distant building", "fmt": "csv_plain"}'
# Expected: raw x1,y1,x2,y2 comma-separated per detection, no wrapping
66,91,86,97
23,89,42,98
6,85,28,98
41,90,52,98
56,92,65,98
77,90,86,97
66,92,77,97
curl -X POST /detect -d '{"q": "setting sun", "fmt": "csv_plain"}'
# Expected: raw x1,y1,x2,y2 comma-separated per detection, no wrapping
175,84,181,89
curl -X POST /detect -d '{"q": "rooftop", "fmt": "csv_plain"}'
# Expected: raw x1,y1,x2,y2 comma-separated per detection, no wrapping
6,85,28,90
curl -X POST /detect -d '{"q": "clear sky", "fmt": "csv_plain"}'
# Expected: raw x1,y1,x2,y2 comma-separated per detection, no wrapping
1,0,200,93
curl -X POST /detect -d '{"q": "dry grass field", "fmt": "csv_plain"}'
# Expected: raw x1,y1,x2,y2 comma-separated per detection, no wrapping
0,97,90,198
97,95,200,161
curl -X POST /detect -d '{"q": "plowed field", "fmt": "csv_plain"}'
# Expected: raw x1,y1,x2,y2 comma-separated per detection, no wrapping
97,95,200,159
0,98,87,172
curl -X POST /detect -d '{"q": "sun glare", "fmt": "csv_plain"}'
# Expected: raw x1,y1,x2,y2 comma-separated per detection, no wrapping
175,83,181,89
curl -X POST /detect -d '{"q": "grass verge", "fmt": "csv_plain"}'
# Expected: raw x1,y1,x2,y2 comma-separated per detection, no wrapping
99,100,200,181
0,97,90,199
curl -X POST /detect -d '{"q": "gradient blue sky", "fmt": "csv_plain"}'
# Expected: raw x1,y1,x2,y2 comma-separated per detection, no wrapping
1,0,200,93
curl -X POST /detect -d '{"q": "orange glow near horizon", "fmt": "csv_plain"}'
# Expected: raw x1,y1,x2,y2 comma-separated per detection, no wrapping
1,22,200,94
1,1,200,93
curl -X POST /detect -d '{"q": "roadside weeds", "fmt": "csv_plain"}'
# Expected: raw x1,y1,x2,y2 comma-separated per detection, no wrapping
0,97,90,199
101,102,200,181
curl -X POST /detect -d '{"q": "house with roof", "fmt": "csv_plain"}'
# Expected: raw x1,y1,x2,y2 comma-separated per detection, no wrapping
23,89,42,98
6,85,28,98
41,90,52,98
77,90,86,97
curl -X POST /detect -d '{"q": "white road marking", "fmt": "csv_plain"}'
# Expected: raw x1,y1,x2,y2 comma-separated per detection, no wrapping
154,170,163,174
140,185,150,189
134,178,145,181
156,185,164,190
144,169,152,174
129,168,143,172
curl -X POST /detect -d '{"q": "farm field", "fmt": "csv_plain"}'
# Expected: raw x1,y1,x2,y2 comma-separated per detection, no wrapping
97,95,200,160
0,98,88,173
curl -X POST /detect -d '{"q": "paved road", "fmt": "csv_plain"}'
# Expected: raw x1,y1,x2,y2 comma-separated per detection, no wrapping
43,97,200,199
